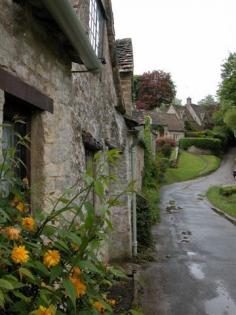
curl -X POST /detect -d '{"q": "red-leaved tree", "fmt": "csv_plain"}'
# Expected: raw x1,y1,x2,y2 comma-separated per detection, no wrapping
136,70,176,110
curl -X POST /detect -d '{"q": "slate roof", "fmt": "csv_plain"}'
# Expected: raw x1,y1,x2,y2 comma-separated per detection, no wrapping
189,103,206,118
132,110,185,132
116,38,134,72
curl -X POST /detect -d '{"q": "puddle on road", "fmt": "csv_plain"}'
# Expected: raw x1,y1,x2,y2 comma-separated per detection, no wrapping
187,251,196,257
189,263,205,280
205,281,236,315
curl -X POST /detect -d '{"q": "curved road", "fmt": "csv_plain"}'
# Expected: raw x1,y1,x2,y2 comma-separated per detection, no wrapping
139,148,236,315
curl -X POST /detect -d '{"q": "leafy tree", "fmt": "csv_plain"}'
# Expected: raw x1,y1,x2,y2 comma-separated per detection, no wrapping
172,97,182,106
198,95,217,108
136,70,176,110
218,53,236,106
224,108,236,136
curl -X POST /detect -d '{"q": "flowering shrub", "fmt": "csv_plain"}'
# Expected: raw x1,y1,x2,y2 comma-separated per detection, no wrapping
156,137,176,148
0,133,134,315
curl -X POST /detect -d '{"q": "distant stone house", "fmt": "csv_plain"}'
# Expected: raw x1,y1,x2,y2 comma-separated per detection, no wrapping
0,0,139,260
133,110,185,143
155,113,185,141
168,97,209,131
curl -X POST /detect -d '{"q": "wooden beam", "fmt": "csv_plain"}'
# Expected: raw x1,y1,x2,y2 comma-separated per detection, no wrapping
0,68,53,113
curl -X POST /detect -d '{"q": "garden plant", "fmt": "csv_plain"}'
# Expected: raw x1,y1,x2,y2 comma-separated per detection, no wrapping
0,121,137,315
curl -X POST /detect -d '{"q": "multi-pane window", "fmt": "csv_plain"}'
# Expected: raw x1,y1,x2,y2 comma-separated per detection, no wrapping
89,0,104,57
3,94,31,181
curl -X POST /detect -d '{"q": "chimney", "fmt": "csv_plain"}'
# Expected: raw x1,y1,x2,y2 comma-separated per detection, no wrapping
187,97,192,105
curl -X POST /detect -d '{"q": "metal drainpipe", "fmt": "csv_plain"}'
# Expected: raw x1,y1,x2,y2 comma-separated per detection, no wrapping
130,141,138,256
41,0,102,72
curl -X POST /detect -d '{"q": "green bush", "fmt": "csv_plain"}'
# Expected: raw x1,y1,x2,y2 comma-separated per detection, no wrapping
179,137,222,154
160,143,172,158
136,194,153,250
185,127,235,150
219,186,236,196
185,131,208,138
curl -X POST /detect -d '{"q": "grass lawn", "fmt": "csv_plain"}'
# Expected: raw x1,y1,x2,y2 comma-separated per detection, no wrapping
207,186,236,217
165,151,221,185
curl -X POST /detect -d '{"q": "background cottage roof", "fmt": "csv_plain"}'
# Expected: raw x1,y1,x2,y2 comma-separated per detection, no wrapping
189,103,206,117
156,113,185,132
116,38,134,72
132,110,185,132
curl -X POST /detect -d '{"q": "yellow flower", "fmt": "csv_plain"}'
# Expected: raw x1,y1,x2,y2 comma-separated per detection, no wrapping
5,226,21,240
72,266,81,277
93,301,105,313
43,250,60,268
10,195,20,207
22,217,36,232
16,202,27,213
35,305,54,315
11,245,29,264
70,277,86,297
108,299,116,306
71,243,80,251
22,177,29,187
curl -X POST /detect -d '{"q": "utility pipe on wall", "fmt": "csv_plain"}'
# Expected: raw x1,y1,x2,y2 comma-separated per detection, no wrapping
130,141,138,256
41,0,102,72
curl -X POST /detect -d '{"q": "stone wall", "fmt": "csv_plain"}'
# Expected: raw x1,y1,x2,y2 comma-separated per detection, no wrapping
0,0,133,259
120,72,134,116
0,0,78,210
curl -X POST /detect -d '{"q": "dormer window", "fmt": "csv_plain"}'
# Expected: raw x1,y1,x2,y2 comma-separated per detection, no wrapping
89,0,105,58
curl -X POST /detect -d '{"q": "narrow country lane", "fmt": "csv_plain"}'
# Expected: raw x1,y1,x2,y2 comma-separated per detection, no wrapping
139,148,236,315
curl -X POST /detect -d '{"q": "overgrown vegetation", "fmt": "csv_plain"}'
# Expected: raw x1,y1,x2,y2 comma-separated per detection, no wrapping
179,137,222,155
207,186,236,217
185,126,234,151
137,117,159,251
165,151,221,185
0,124,140,315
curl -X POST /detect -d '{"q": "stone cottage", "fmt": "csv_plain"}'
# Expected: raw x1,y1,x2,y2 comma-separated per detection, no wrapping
0,0,140,260
168,97,210,131
133,110,185,143
116,38,145,255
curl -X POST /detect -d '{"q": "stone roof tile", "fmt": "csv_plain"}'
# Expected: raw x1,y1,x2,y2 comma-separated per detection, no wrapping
116,38,134,73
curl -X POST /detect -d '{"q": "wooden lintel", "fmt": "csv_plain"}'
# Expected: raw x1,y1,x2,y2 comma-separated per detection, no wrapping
0,68,53,113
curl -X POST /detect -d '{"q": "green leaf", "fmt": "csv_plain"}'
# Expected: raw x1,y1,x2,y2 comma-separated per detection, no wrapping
0,290,5,309
63,278,76,309
130,310,144,315
54,239,70,252
2,275,24,289
0,279,14,290
30,261,50,276
13,291,31,303
42,225,57,237
94,181,104,198
60,231,81,246
50,266,63,284
107,266,126,278
78,261,101,274
19,267,35,281
58,197,70,204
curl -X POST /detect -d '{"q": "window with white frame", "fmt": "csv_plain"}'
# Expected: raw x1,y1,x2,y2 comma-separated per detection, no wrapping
89,0,105,58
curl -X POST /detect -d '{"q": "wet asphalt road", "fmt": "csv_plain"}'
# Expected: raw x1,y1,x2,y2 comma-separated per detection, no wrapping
139,148,236,315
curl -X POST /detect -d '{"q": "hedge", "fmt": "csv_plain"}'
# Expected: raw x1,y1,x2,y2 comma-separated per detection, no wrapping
179,137,222,154
219,186,236,196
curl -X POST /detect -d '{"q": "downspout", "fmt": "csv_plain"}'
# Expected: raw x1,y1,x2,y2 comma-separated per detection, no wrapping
41,0,102,72
130,138,138,256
